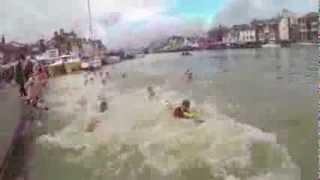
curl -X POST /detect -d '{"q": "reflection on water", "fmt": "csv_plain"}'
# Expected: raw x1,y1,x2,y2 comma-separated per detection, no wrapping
32,47,317,180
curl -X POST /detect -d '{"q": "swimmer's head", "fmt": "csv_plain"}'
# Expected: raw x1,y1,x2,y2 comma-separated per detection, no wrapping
182,99,190,110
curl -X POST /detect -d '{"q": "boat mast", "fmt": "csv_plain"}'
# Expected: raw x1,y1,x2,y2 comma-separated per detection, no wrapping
87,0,94,40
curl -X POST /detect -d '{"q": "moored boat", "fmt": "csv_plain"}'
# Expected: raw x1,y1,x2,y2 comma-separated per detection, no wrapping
89,57,102,69
62,55,81,73
181,51,192,56
262,42,280,48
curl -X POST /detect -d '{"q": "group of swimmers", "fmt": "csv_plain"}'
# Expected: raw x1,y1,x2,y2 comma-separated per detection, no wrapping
148,69,199,119
84,68,199,132
84,70,130,87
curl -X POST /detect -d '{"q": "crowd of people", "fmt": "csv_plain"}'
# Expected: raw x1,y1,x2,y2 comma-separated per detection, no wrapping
15,54,49,110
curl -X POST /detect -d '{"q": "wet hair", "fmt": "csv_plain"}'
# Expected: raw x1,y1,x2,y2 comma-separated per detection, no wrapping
100,101,108,112
182,100,190,108
147,86,155,97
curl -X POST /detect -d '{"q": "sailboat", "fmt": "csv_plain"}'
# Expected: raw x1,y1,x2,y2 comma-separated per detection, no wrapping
81,0,102,70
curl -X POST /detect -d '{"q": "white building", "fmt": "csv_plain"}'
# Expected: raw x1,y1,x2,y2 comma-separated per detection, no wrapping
278,17,290,41
239,28,256,43
223,29,240,45
281,9,299,25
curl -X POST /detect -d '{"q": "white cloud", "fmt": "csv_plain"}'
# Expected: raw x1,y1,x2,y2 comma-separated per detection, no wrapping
0,0,208,49
3,0,314,48
0,0,193,48
214,0,317,26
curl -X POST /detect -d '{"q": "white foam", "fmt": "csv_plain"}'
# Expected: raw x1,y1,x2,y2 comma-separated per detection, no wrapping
38,63,298,179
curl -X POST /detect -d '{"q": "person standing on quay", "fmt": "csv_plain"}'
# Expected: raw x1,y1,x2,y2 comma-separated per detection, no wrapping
23,55,33,80
15,56,27,97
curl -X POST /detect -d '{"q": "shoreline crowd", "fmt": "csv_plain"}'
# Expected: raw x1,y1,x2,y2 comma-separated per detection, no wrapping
14,54,49,110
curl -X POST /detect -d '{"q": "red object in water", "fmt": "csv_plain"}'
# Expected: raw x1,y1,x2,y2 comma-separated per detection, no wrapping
173,107,184,119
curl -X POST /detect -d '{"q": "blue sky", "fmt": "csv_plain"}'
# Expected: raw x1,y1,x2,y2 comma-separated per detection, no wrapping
170,0,225,19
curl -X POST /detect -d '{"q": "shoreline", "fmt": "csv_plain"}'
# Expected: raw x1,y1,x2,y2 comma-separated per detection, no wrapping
151,42,317,54
0,85,47,180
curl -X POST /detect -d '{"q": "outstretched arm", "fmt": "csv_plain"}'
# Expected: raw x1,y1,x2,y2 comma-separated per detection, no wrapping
183,112,201,119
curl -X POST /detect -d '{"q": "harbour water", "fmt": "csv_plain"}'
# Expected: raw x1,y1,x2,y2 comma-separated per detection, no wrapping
30,46,317,180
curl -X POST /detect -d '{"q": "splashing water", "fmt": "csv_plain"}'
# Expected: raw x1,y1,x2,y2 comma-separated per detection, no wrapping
34,66,299,180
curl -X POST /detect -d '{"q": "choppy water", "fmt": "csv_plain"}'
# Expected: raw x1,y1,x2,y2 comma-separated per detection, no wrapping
31,47,317,180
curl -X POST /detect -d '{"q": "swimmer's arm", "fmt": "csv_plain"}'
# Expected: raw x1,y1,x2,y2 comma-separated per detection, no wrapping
183,112,200,119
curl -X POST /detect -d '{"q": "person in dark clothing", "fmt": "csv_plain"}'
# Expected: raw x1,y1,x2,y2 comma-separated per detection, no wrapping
15,60,27,97
24,60,33,79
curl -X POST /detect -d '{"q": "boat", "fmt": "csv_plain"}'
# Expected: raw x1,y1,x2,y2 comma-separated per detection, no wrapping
122,53,135,60
81,62,90,70
47,60,65,77
103,56,121,64
135,54,145,58
89,57,102,69
262,42,280,48
80,55,102,70
61,55,82,73
181,51,192,56
47,55,81,76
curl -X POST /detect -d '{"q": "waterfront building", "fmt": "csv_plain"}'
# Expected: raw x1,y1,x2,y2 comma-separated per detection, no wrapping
298,12,318,42
0,42,29,64
281,9,300,42
222,29,232,45
278,17,290,42
239,26,256,43
251,19,279,43
208,25,229,43
223,25,249,45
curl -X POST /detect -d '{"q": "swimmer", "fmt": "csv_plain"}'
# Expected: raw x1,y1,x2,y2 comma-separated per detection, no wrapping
172,100,203,123
184,69,193,82
78,96,87,109
147,86,156,99
185,69,191,75
84,78,89,86
101,78,107,86
187,72,193,81
105,72,111,79
99,100,108,113
173,99,191,119
85,119,101,132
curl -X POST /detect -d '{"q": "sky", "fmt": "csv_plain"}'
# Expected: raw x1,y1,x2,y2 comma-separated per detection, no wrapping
0,0,317,49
